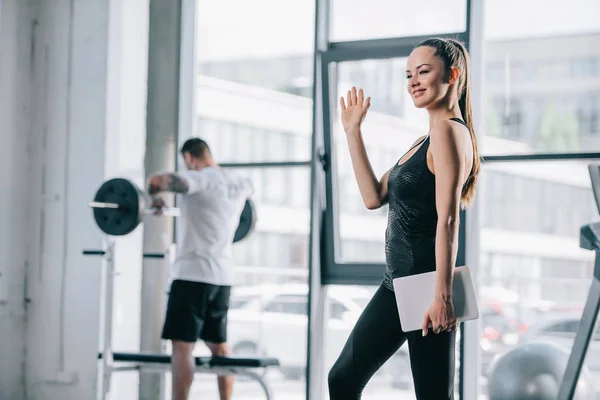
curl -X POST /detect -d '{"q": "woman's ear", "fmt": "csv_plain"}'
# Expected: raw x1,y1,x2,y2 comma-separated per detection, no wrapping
449,66,461,85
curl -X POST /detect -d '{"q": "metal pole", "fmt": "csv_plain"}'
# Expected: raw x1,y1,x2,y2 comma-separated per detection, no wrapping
306,0,330,397
557,259,600,399
96,240,115,400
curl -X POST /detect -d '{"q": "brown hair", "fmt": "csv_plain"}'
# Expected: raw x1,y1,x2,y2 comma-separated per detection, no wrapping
416,38,480,208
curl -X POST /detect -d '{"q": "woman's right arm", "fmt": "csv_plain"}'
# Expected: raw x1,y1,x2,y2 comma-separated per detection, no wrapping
345,131,427,209
345,128,392,210
341,87,391,210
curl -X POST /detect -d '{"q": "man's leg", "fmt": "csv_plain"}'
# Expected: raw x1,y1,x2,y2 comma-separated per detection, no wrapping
206,341,234,400
202,285,233,400
161,280,206,400
171,340,196,400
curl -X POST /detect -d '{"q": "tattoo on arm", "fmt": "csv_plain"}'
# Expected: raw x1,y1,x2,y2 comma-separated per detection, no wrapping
147,173,189,195
165,173,189,194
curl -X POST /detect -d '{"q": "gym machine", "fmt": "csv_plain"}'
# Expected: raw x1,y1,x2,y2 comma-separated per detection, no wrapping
82,178,279,400
557,163,600,400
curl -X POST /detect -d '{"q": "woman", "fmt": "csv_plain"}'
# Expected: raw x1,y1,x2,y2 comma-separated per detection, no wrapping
328,38,480,399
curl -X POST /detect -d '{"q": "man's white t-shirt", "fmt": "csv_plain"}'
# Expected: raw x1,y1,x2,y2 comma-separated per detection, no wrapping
171,167,253,286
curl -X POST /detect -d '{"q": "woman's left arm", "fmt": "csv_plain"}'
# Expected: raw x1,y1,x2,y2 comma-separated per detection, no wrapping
422,121,468,335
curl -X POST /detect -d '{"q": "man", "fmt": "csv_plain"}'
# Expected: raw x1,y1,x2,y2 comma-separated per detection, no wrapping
147,137,254,400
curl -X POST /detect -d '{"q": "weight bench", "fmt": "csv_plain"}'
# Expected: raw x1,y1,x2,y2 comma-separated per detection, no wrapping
98,352,280,399
83,246,280,399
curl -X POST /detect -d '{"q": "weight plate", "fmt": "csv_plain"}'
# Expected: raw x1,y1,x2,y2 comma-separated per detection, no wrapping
93,178,143,236
234,199,257,243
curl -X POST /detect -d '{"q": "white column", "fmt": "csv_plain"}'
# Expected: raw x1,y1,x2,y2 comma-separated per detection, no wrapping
140,0,182,398
105,0,150,398
178,0,197,153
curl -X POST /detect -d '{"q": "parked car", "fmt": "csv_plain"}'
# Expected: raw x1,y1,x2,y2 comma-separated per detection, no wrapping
518,312,600,371
225,283,411,380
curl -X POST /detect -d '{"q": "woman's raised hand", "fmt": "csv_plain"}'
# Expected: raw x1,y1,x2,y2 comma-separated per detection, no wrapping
340,87,371,134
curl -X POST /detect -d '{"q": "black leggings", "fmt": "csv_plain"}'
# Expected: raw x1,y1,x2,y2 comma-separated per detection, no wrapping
328,284,456,399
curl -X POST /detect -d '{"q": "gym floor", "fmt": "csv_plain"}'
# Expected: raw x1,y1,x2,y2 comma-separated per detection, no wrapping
180,371,600,399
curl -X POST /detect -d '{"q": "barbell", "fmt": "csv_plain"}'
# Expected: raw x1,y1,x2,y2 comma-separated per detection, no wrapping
88,177,257,242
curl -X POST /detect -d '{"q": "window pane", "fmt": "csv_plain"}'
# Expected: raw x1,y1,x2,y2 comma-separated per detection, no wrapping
477,160,600,399
192,0,315,163
323,285,461,398
483,0,600,154
330,0,467,42
166,168,310,399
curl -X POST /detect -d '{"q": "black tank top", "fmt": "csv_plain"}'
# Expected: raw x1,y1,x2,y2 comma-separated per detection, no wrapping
382,118,469,291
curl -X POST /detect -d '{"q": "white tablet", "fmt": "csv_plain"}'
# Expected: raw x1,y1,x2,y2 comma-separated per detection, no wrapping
392,266,479,333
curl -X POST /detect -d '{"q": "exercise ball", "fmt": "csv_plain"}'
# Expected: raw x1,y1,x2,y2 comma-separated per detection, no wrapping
487,341,594,400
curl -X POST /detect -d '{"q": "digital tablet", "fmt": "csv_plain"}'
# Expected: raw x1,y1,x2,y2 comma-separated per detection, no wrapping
392,266,479,333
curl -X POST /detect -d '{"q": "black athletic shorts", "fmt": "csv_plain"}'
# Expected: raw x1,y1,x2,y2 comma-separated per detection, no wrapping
161,279,231,344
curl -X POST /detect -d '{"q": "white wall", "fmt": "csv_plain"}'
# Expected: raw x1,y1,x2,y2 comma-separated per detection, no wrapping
24,0,109,397
0,0,35,398
0,0,149,398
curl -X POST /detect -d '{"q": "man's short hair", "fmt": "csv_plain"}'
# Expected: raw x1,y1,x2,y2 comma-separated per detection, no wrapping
180,137,210,159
